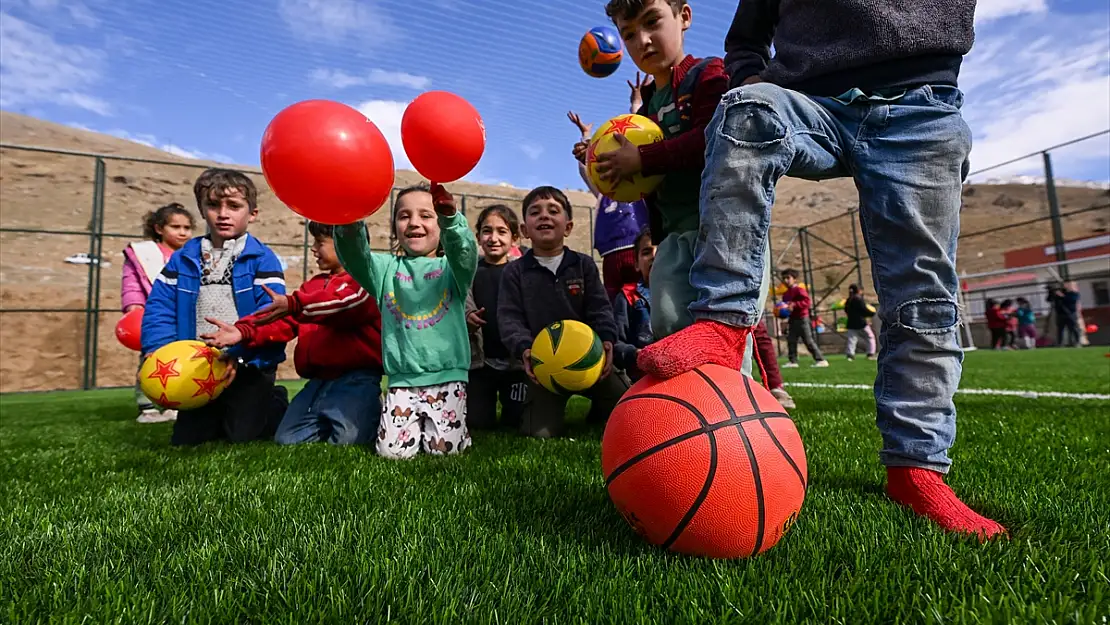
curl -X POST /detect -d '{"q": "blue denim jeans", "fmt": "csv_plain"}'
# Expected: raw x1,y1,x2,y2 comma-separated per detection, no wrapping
692,83,971,473
275,369,383,445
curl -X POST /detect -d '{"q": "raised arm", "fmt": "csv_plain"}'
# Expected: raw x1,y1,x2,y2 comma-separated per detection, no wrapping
334,222,389,298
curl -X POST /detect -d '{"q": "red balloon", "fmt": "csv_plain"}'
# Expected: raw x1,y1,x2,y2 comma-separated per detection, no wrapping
401,91,485,183
116,308,142,351
260,100,395,225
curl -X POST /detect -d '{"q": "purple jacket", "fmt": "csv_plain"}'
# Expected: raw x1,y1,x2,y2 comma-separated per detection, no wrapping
120,242,173,311
579,162,649,257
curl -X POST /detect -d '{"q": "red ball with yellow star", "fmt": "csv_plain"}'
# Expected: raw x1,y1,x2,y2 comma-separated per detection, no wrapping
138,340,230,410
586,113,665,202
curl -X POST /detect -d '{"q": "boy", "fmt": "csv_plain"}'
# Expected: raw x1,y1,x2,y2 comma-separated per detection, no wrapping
141,168,289,446
594,0,730,340
200,222,385,446
637,2,1007,538
612,228,655,380
779,269,829,368
844,283,877,360
497,186,631,438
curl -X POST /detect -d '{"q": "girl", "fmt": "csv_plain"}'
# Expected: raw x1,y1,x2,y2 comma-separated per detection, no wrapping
334,183,478,459
122,202,194,423
985,299,1008,350
1015,297,1037,349
464,204,528,431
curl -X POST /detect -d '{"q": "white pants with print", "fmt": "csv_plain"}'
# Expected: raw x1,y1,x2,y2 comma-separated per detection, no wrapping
377,382,471,459
844,327,876,357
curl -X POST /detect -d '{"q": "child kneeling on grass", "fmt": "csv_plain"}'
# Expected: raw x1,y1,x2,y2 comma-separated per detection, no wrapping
498,186,631,439
201,221,385,446
141,168,290,446
334,184,478,459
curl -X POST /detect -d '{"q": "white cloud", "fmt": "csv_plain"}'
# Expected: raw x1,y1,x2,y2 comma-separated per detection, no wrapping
66,123,235,163
961,11,1110,181
310,68,430,90
519,142,543,160
974,0,1047,23
278,0,393,45
0,12,111,115
354,99,412,170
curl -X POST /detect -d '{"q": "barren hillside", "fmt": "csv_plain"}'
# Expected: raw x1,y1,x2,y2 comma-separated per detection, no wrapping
1,111,1107,392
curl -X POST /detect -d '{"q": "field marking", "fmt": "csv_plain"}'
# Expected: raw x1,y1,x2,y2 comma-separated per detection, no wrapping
784,382,1110,401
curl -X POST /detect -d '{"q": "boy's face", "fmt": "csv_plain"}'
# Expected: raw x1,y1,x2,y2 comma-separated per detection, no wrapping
523,197,572,252
311,234,341,272
395,191,440,257
202,187,256,243
636,239,656,282
615,0,691,78
782,275,797,287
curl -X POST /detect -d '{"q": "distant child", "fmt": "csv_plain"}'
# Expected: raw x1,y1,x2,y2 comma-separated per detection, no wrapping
612,228,655,379
567,110,650,300
465,204,529,431
779,269,828,368
985,299,1008,350
1048,283,1082,347
141,169,290,446
594,0,729,340
752,321,795,409
334,184,478,459
844,284,877,361
1015,297,1036,349
498,186,631,438
1001,299,1018,349
122,202,194,424
201,221,384,446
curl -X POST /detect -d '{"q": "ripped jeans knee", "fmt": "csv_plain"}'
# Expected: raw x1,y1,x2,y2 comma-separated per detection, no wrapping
889,298,960,335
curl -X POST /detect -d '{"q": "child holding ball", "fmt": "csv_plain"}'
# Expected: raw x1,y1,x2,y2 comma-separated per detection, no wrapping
334,183,478,459
122,202,195,423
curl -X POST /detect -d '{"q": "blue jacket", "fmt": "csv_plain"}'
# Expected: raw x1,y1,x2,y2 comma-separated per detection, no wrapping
141,234,288,370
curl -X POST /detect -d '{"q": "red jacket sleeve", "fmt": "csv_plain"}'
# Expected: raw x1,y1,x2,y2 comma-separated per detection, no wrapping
638,58,729,177
287,272,376,328
235,314,298,349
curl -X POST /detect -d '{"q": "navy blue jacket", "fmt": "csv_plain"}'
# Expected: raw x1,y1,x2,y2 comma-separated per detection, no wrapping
141,234,288,370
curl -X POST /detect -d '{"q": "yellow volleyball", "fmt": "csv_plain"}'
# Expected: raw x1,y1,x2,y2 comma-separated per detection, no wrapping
586,113,665,202
530,319,605,395
139,340,230,411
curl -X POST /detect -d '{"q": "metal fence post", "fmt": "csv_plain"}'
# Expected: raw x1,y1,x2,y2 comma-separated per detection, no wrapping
850,208,864,287
301,220,310,281
82,157,106,389
1042,151,1069,280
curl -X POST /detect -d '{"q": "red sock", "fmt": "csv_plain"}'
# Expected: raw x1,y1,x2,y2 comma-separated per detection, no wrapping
637,320,750,379
886,467,1008,540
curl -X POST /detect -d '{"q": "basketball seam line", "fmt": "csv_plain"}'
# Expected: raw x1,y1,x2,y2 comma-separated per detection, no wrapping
758,419,807,491
660,394,717,551
697,369,766,557
603,397,791,487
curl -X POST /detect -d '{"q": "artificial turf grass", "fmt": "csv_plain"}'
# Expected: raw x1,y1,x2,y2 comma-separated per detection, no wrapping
2,355,1108,624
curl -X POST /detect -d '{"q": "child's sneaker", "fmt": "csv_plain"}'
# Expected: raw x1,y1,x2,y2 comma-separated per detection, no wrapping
161,409,178,421
846,355,855,361
136,408,173,424
770,386,796,410
867,354,877,361
783,362,800,368
812,360,830,368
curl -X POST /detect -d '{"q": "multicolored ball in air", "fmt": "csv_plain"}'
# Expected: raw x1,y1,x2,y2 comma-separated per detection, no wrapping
578,26,622,78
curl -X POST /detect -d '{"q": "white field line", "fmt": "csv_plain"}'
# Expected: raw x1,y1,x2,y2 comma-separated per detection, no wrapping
784,382,1110,401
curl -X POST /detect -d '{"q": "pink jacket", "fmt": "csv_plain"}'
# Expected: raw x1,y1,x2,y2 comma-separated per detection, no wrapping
120,242,174,311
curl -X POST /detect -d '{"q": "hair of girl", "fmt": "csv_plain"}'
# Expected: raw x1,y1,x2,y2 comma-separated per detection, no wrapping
476,204,521,237
142,202,194,242
390,183,444,256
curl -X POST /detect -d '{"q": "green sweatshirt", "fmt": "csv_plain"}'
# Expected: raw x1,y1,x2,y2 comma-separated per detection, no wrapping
334,212,478,389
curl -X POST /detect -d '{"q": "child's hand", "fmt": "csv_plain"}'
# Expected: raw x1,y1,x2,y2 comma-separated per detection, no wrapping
201,318,243,348
430,183,456,216
601,341,614,379
255,285,291,323
594,135,643,182
217,352,238,386
628,72,653,113
522,349,539,385
466,307,486,332
567,111,593,138
572,140,589,164
124,304,144,314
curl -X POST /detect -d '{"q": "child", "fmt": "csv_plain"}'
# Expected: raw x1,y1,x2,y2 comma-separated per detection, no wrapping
636,0,1007,538
985,299,1008,350
1015,297,1036,349
612,228,655,380
122,202,194,423
567,110,650,300
844,284,877,361
141,168,290,446
779,269,829,368
200,221,385,445
333,183,478,459
1001,299,1018,349
498,186,631,439
465,204,529,431
594,0,729,341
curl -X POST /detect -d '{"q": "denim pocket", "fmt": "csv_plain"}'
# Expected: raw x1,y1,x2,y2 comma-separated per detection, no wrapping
718,96,788,148
923,85,965,112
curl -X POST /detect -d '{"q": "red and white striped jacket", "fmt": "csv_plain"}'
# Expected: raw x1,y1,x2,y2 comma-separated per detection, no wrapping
236,271,383,380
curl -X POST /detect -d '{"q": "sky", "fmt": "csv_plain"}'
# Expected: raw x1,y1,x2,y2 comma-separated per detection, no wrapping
1,0,1108,191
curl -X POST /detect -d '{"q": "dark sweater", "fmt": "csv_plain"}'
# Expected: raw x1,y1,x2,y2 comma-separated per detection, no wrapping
724,0,976,96
844,294,875,330
497,248,620,360
471,260,510,360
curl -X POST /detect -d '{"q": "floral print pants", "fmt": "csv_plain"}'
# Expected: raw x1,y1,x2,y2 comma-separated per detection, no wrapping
377,382,471,459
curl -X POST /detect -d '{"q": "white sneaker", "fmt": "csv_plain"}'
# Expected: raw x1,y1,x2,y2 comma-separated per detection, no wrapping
770,387,796,410
161,410,178,421
812,360,830,368
783,362,800,368
136,409,175,424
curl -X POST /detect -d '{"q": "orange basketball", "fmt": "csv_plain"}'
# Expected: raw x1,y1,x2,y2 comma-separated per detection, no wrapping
601,364,808,559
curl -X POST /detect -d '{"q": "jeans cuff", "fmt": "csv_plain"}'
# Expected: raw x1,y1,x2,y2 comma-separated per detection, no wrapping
881,456,952,475
692,310,759,328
